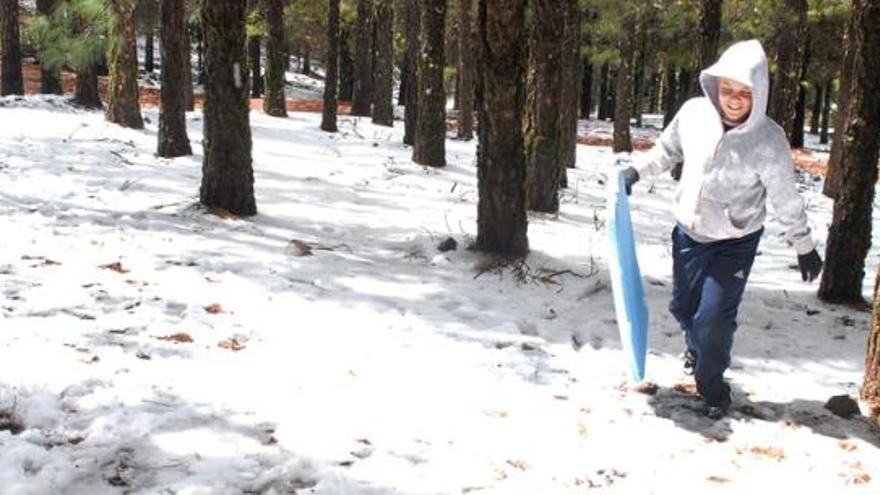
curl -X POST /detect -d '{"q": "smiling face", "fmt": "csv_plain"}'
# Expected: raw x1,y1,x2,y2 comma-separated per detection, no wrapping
717,77,753,124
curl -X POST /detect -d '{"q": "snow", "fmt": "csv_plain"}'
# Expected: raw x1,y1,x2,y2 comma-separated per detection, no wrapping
1,95,879,494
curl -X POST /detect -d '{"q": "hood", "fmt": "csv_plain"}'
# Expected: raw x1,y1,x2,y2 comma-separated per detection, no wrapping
699,39,769,132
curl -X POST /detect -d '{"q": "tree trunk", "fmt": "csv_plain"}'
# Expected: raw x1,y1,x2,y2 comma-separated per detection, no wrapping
196,26,206,85
248,36,262,98
403,0,419,145
321,0,340,132
863,261,880,417
263,0,287,117
412,0,446,168
677,68,692,108
791,82,806,148
663,64,677,127
106,0,144,129
598,61,610,121
457,0,475,140
613,6,636,153
524,0,565,212
820,79,832,144
74,64,102,108
824,0,859,199
580,56,593,119
183,26,194,111
819,0,880,307
200,0,256,216
809,82,821,135
372,0,394,126
697,0,722,72
158,0,192,158
476,0,528,256
145,24,155,73
351,0,374,116
1,0,23,95
632,22,646,127
36,0,62,94
339,26,354,101
558,0,579,186
768,0,808,142
303,46,311,75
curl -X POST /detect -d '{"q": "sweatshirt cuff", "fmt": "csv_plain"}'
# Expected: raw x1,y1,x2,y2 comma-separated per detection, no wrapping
793,235,816,256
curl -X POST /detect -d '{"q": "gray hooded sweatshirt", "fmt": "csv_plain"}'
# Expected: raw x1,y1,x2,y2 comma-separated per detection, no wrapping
635,39,815,255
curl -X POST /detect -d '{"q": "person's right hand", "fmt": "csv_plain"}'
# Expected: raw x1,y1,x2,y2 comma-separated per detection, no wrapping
621,167,640,196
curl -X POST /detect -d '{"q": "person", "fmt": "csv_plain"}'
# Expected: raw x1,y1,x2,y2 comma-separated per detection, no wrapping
621,39,823,419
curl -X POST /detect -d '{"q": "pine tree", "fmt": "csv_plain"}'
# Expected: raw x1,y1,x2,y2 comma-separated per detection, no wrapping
767,0,807,142
475,0,528,256
824,0,859,199
106,0,144,129
263,0,287,117
158,0,192,158
351,0,373,116
371,0,393,127
524,0,565,213
247,0,263,98
1,0,24,95
321,0,340,132
558,0,579,187
200,0,256,216
338,25,354,101
412,0,446,168
819,0,880,307
30,0,108,107
613,2,636,153
457,0,475,140
36,0,62,94
403,0,419,145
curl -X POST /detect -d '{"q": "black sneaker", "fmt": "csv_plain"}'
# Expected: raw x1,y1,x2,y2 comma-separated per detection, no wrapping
681,350,696,376
705,404,728,420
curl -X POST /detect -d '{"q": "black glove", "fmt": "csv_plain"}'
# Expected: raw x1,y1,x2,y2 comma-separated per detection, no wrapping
621,166,639,196
797,249,823,282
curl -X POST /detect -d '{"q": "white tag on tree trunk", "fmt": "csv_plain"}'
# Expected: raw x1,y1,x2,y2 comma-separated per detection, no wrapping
234,63,242,89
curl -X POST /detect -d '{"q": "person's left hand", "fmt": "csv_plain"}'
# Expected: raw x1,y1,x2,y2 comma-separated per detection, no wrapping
797,249,823,282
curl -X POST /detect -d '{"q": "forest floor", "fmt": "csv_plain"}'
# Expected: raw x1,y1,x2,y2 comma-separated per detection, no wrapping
0,89,875,494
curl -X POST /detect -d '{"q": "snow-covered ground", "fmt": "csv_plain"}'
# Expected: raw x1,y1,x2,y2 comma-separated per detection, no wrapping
0,95,878,494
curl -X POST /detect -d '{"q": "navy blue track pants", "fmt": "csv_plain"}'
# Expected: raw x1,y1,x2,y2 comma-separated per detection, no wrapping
669,225,762,407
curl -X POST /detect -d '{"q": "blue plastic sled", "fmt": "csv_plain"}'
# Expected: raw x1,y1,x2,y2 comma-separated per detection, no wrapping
607,169,649,383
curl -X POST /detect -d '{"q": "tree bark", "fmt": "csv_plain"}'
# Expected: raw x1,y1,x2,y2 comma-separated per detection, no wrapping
200,0,256,216
808,82,821,135
580,58,593,120
183,25,194,111
74,64,102,108
476,0,528,256
106,0,144,129
457,0,475,140
820,79,832,144
791,82,806,148
1,0,24,95
158,0,192,158
403,0,419,146
524,0,565,212
36,0,62,94
412,0,446,167
632,21,646,127
321,0,340,132
351,0,374,116
662,64,677,127
863,261,880,417
598,61,610,121
145,24,155,73
824,0,859,199
819,0,880,307
558,0,579,186
248,36,262,98
339,26,354,101
263,0,287,117
613,5,636,153
372,0,394,126
697,0,722,72
768,0,807,142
